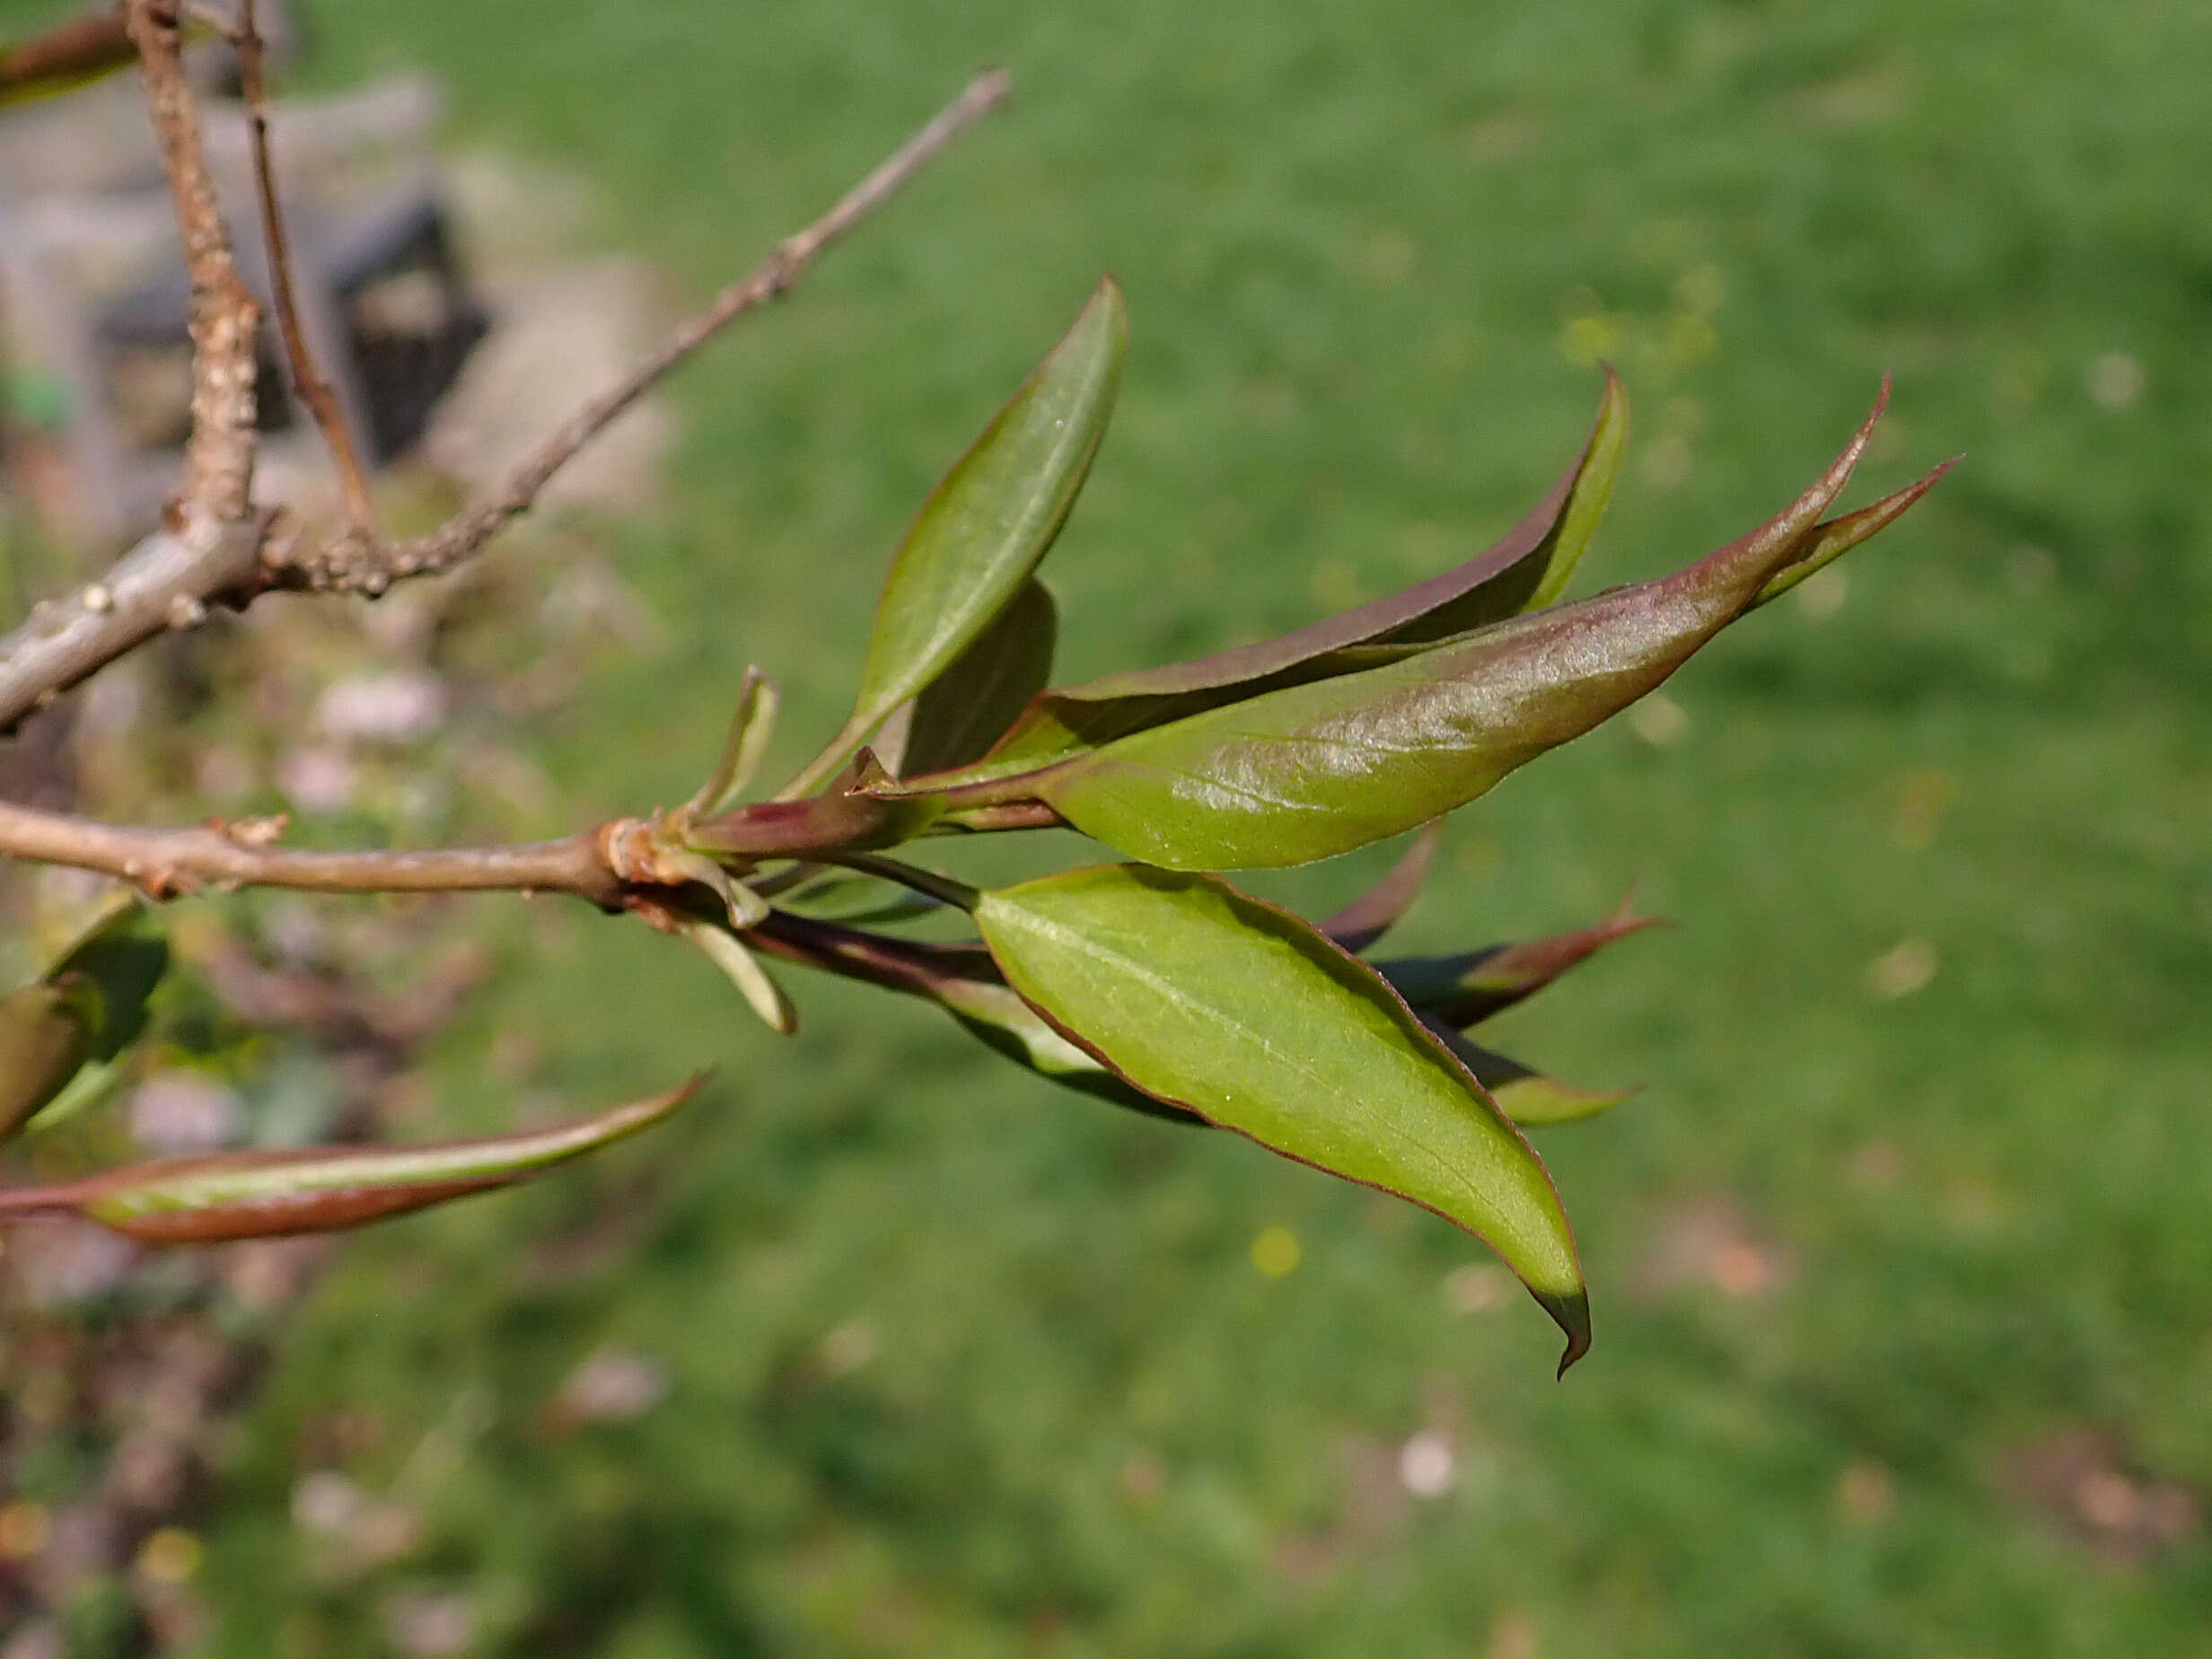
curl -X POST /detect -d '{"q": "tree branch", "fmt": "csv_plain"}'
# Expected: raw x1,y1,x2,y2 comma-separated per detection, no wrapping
122,0,259,524
0,799,626,907
0,66,1013,728
234,0,373,526
0,515,263,734
281,64,1012,593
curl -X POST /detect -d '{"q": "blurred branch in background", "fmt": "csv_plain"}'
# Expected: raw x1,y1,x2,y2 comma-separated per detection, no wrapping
0,53,1010,732
233,0,374,528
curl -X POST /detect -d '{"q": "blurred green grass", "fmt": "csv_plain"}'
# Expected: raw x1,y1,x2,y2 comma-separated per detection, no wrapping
21,0,2212,1650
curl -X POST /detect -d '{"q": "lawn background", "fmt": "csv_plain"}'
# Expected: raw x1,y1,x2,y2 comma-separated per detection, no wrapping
15,0,2212,1653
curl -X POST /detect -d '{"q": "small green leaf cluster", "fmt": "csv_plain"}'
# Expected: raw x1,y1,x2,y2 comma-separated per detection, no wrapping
0,278,1944,1374
647,277,1943,1370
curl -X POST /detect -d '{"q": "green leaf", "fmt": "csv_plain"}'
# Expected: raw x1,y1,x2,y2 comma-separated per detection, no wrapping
0,900,169,1137
0,976,101,1141
952,368,1628,775
885,579,1058,777
13,1077,705,1243
975,865,1589,1370
47,897,169,1063
989,389,1927,869
1422,1025,1634,1127
933,973,1207,1127
749,903,1590,1136
747,908,1198,1125
19,1057,120,1137
786,278,1126,795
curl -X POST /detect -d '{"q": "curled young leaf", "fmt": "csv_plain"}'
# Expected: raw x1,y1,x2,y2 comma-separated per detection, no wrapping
786,277,1126,794
1377,897,1663,1029
974,865,1589,1371
1319,821,1444,954
973,388,1929,870
956,367,1629,775
0,1078,705,1243
685,921,799,1034
684,667,781,820
689,759,944,859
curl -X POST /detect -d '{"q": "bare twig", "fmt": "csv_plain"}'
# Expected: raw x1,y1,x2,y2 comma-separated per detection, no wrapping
234,0,374,525
0,68,1012,728
284,65,1013,593
121,0,259,523
0,799,626,907
0,517,265,734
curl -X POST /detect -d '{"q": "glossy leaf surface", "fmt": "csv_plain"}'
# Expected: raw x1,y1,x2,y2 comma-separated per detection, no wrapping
40,1077,703,1244
975,865,1588,1368
963,369,1628,773
1017,390,1913,869
791,278,1125,793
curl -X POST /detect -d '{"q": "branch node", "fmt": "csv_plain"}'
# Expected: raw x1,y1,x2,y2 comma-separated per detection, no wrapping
217,813,289,847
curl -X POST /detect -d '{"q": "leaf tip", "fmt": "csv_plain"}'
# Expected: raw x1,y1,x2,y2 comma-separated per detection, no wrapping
1840,376,1891,467
1080,274,1129,346
1544,1288,1593,1376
